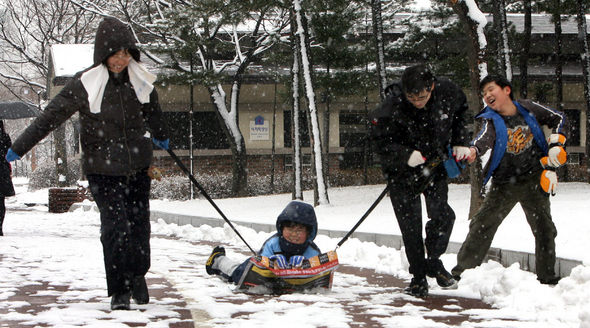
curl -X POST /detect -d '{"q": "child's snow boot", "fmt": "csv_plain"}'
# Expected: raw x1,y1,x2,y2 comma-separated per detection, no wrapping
206,246,225,275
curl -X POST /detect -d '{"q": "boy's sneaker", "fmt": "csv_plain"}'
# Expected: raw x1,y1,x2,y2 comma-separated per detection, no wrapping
404,276,428,297
206,246,225,275
426,259,457,289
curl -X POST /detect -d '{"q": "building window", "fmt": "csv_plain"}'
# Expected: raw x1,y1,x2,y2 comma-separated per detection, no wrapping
284,154,312,169
564,109,580,147
283,110,310,148
339,111,368,149
161,111,229,150
339,111,370,169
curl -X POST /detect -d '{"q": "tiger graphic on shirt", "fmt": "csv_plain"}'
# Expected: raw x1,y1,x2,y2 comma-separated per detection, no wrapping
506,125,534,155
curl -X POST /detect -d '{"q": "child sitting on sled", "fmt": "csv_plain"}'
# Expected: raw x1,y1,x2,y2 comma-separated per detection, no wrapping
206,200,321,283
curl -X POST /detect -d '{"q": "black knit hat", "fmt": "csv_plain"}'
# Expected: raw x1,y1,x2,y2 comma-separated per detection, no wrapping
93,17,140,66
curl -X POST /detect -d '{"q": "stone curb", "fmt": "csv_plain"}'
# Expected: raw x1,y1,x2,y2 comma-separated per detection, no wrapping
71,203,583,279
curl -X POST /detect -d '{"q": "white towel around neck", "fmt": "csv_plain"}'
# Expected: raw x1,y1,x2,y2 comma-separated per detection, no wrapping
81,59,156,114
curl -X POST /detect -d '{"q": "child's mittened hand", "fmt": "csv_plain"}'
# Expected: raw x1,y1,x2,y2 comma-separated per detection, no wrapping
269,255,288,269
289,255,305,268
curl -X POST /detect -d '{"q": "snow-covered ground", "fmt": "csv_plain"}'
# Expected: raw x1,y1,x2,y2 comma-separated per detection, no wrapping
148,181,590,263
2,177,590,327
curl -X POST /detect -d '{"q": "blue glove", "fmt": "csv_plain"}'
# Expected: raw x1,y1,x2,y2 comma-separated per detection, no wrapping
152,138,169,150
5,148,20,162
269,254,288,269
289,255,305,268
444,145,465,178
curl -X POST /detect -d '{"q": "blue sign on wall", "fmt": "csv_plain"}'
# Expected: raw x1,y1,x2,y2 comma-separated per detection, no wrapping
254,115,264,125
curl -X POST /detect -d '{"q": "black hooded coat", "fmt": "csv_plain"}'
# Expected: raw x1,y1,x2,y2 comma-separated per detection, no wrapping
0,122,15,197
11,17,168,176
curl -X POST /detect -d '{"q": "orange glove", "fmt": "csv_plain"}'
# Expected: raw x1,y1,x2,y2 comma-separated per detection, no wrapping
547,146,567,167
546,134,567,167
540,169,557,195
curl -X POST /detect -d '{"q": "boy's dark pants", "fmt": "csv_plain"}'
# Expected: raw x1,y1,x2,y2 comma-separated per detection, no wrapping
388,171,455,278
452,172,557,281
88,170,151,296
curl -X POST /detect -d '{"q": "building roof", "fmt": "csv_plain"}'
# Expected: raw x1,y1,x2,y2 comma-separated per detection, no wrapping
504,13,590,34
50,44,94,78
384,12,590,35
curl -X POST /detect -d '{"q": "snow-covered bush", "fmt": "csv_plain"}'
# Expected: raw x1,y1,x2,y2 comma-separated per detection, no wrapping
150,170,315,200
150,175,192,200
150,168,383,200
28,157,82,191
329,168,383,187
246,170,314,195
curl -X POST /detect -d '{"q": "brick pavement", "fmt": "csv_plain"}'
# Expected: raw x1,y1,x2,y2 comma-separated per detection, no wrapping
1,245,508,328
0,262,195,328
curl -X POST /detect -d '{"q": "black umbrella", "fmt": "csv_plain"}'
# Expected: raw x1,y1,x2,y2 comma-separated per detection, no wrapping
0,101,40,119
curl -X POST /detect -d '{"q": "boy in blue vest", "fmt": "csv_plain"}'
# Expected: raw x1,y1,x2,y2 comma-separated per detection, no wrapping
205,200,321,284
451,75,568,285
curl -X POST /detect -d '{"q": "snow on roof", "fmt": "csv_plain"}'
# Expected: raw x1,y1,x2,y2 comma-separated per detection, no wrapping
51,44,94,78
505,13,590,34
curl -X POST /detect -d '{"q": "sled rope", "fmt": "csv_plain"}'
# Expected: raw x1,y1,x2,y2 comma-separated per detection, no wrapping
166,148,257,255
335,185,389,250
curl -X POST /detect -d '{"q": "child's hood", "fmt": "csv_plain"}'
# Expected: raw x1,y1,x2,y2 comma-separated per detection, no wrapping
275,200,317,243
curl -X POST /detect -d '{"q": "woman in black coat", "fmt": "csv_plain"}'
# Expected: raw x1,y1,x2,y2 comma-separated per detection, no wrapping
6,17,169,310
0,120,16,236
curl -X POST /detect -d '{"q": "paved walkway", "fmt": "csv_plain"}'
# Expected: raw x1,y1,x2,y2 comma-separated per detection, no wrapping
1,243,504,328
0,263,194,327
147,208,582,279
0,202,542,327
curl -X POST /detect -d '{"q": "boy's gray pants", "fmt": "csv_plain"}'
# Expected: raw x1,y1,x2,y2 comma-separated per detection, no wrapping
452,171,558,281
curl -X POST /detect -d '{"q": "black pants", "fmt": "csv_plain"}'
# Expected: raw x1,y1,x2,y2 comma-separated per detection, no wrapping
388,171,455,277
88,170,151,296
0,196,5,233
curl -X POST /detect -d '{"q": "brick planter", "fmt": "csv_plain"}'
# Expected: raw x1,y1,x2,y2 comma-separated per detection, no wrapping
48,187,91,213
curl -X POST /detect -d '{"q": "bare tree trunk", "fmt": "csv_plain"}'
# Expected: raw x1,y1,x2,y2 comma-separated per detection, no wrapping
291,16,304,200
371,0,387,101
54,126,67,187
519,0,532,98
575,0,590,183
270,72,278,194
492,0,512,80
323,64,331,181
553,0,564,111
293,0,329,205
208,83,248,197
448,0,488,218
